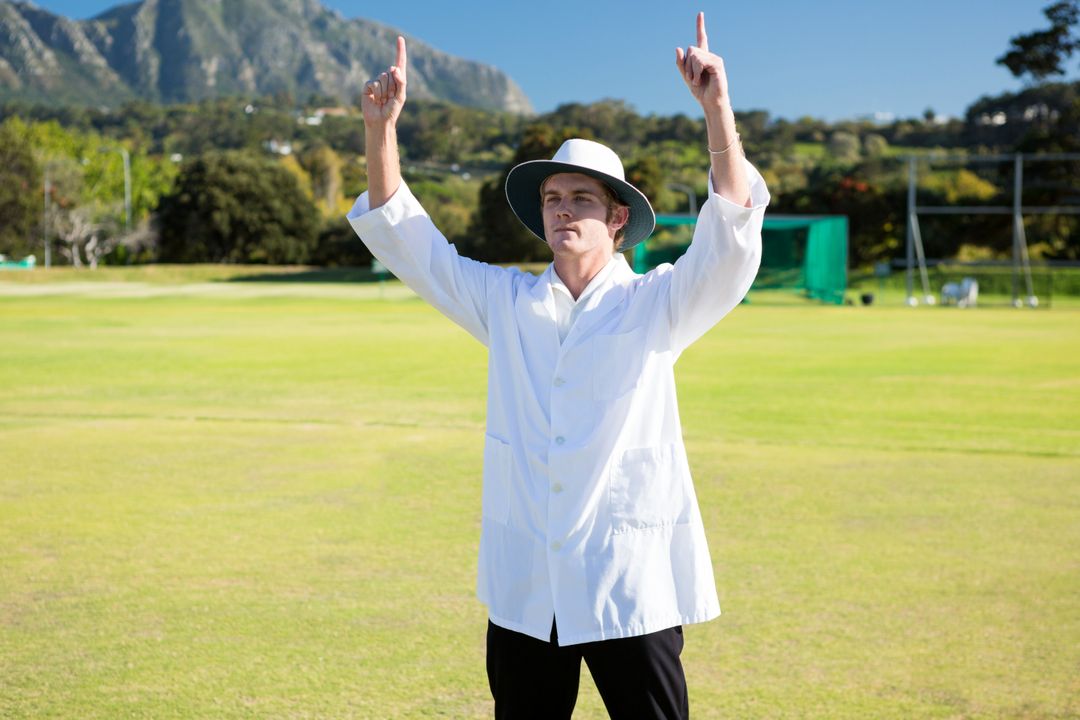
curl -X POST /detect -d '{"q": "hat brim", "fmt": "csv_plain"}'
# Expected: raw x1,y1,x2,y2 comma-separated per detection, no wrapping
504,160,656,251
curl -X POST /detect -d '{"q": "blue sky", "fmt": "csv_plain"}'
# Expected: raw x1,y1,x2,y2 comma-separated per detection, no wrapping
33,0,1079,121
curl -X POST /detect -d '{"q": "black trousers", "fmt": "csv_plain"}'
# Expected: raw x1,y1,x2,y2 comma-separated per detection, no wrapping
486,619,689,720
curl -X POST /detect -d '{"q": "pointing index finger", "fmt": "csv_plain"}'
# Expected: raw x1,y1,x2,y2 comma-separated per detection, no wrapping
395,35,407,73
696,11,708,51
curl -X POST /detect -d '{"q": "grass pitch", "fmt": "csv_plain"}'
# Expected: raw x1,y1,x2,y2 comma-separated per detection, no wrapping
1,271,1078,719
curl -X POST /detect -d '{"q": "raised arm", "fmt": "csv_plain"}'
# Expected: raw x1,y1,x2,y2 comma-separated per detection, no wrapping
675,12,751,207
350,34,509,347
362,36,408,209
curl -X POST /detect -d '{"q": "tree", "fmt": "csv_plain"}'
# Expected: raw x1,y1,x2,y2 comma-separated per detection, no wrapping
998,1,1079,81
299,144,344,215
862,133,889,157
625,155,670,212
311,219,373,267
10,118,179,266
52,207,119,269
826,131,861,163
0,119,42,259
772,164,905,266
157,151,319,264
411,176,480,246
964,81,1080,149
539,100,643,147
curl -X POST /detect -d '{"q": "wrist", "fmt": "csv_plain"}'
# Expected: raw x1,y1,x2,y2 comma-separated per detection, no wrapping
364,119,397,136
364,122,397,151
704,100,735,131
702,94,733,116
705,118,738,152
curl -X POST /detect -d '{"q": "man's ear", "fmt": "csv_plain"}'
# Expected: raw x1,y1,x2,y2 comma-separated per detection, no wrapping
609,205,630,233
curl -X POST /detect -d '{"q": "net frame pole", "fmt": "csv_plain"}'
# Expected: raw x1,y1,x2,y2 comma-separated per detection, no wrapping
906,157,933,304
910,214,934,302
1019,218,1037,303
1010,155,1039,306
906,158,916,305
1012,155,1022,305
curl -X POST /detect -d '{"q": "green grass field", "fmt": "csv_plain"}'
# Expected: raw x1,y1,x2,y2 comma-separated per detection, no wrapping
2,270,1078,719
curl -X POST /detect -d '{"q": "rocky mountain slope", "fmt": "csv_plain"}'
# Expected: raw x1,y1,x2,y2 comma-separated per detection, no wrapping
0,0,532,112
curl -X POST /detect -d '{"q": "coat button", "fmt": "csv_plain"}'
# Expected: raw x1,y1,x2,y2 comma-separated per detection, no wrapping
552,483,564,493
550,541,562,551
555,436,565,445
553,377,566,387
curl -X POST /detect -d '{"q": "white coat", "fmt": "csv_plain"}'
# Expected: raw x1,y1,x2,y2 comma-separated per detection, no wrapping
348,160,769,645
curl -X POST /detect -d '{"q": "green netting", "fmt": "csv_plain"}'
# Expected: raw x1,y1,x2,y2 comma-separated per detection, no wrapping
632,214,849,305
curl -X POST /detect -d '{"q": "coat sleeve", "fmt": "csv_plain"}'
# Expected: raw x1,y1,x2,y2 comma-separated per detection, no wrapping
667,158,770,356
347,181,504,346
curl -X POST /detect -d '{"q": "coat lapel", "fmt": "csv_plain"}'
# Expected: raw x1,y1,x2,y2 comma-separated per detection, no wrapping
560,256,636,350
516,264,560,359
528,264,558,323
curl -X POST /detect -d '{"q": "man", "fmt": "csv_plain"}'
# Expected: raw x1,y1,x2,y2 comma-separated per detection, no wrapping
349,13,769,719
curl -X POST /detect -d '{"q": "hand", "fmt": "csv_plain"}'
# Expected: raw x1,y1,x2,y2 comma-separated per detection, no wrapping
362,36,407,127
675,13,730,110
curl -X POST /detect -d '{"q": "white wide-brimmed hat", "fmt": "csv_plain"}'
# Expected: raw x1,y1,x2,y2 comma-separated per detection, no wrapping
504,139,656,250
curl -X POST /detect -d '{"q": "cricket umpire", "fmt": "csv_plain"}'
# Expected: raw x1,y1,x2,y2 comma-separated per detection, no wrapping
349,12,770,719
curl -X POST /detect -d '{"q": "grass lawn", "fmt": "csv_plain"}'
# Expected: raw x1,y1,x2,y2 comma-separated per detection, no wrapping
1,272,1078,719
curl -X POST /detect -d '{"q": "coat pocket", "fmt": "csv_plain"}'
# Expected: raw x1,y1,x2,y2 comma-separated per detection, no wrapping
592,327,646,400
482,434,512,525
609,444,691,534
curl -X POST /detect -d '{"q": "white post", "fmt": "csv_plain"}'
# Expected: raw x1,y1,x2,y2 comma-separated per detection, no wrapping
42,169,52,269
667,182,698,215
905,157,916,306
121,148,132,235
1012,154,1022,307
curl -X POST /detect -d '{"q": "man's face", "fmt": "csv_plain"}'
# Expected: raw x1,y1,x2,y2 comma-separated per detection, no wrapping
541,173,628,261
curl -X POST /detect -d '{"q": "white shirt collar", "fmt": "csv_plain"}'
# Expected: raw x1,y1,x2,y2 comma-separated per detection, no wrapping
548,256,624,345
550,255,620,306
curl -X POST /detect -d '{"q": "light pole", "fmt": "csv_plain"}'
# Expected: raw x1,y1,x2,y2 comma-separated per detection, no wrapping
120,147,131,235
42,167,51,268
41,160,65,269
101,146,132,234
668,182,697,216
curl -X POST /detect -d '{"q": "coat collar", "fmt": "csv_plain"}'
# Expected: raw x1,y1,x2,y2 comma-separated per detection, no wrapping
527,255,636,348
529,263,559,320
529,255,635,303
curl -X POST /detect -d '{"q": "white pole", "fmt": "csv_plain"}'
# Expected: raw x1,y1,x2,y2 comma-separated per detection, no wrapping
667,182,698,215
905,157,916,305
42,169,52,269
1012,154,1022,307
121,148,132,235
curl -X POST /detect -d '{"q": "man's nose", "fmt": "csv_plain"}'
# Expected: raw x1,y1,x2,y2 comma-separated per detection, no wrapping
555,199,572,218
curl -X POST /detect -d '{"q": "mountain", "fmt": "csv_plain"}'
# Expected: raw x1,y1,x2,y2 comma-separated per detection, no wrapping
0,0,532,112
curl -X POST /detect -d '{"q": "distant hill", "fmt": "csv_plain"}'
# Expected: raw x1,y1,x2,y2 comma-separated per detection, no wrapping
0,0,533,112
